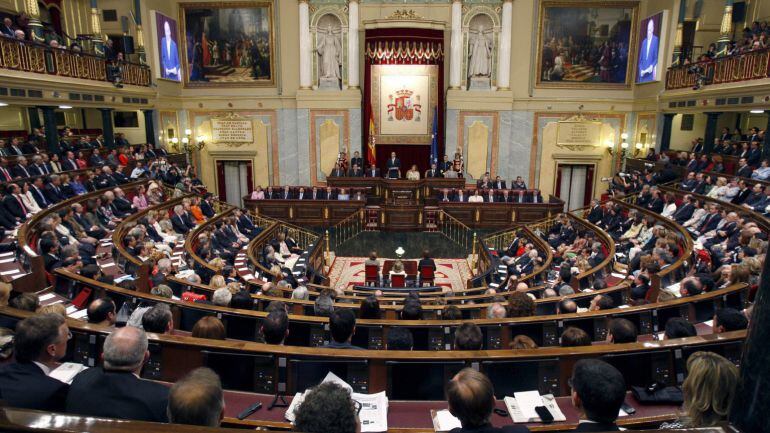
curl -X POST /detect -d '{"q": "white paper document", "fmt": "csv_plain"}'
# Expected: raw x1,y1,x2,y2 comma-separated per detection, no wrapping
504,392,566,423
285,372,389,432
39,293,56,301
49,362,88,384
432,409,462,432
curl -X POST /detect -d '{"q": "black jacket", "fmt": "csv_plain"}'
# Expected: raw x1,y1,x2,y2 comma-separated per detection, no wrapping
0,362,69,411
572,422,620,432
449,423,529,433
65,368,169,423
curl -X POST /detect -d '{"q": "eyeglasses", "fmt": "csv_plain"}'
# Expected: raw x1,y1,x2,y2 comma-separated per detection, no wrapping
353,400,362,415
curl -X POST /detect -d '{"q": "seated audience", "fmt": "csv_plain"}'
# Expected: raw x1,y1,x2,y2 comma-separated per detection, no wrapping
660,351,740,429
387,327,414,350
65,326,169,422
326,309,362,350
167,367,224,427
0,314,69,411
445,368,530,433
294,382,357,433
713,308,748,333
569,359,626,432
664,317,697,340
561,327,591,347
261,310,289,345
607,318,637,344
191,316,226,340
141,304,174,334
86,297,117,327
454,323,483,350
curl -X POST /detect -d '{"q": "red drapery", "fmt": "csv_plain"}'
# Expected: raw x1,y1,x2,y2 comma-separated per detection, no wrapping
363,28,444,175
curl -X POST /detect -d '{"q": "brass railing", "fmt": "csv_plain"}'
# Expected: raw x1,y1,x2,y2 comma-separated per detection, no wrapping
329,208,365,250
666,48,770,90
436,209,473,251
0,37,151,87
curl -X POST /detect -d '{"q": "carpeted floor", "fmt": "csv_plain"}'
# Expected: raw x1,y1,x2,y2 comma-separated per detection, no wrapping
328,256,472,293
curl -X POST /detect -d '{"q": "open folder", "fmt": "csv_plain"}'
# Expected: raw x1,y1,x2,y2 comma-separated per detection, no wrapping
285,372,389,433
503,391,566,423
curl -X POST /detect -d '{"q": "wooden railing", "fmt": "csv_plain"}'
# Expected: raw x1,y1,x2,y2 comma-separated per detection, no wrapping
328,207,365,250
0,37,151,87
666,47,770,90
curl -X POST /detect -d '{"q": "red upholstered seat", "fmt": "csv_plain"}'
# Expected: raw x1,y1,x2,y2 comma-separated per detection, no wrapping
419,265,435,286
365,264,379,286
391,274,405,288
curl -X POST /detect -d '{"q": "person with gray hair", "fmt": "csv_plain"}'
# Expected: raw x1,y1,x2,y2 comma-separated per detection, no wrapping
167,367,224,427
212,287,232,307
487,302,507,319
314,293,334,317
291,285,309,300
142,303,174,334
65,326,170,422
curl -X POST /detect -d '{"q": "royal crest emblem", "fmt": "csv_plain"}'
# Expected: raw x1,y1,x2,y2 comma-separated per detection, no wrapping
387,88,422,122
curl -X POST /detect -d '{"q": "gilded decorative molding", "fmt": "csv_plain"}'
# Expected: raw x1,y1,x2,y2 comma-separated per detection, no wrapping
387,9,423,20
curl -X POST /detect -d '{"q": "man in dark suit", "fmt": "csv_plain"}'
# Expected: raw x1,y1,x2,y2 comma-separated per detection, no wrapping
445,368,529,433
65,326,169,422
569,359,625,432
672,194,695,224
348,163,363,177
0,157,14,182
454,189,466,202
171,205,192,234
586,199,603,224
492,176,506,190
386,152,401,179
29,177,50,209
329,163,346,177
200,194,216,218
511,176,527,190
747,127,761,145
695,204,722,236
680,171,697,190
731,180,751,205
425,163,440,178
310,186,324,200
44,175,66,204
365,163,380,178
7,138,25,156
295,187,308,200
12,156,32,178
350,151,363,170
61,151,79,172
0,314,70,411
3,184,28,221
736,158,753,178
280,186,293,200
747,141,762,167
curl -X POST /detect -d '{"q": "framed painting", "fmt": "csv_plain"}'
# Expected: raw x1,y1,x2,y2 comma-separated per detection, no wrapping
636,10,668,84
179,2,275,87
536,1,638,89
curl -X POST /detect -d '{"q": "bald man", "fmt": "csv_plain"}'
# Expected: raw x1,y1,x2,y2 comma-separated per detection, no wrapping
65,326,169,422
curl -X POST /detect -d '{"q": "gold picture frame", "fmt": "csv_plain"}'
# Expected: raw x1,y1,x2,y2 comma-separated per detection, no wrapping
371,64,438,145
179,1,276,88
535,0,639,89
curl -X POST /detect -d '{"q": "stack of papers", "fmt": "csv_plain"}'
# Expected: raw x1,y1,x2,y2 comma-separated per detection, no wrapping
432,409,462,432
286,372,389,432
503,391,566,423
49,362,88,384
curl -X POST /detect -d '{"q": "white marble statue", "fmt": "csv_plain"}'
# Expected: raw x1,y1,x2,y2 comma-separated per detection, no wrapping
468,24,493,78
316,24,342,80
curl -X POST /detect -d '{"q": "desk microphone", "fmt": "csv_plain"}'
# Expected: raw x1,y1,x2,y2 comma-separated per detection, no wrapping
237,402,263,420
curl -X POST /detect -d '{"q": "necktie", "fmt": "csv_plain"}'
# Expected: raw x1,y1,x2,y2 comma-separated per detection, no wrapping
36,187,48,206
1,167,9,181
15,195,26,214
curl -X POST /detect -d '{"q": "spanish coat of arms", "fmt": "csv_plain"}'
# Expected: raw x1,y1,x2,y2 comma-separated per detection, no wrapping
387,88,422,122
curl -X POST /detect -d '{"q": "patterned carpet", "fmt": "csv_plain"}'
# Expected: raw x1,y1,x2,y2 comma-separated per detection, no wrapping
327,257,472,293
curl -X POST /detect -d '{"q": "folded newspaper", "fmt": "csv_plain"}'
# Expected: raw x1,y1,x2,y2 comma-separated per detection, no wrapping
285,372,389,432
503,391,566,423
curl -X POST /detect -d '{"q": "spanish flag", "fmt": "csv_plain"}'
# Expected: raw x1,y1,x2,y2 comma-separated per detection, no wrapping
367,103,376,167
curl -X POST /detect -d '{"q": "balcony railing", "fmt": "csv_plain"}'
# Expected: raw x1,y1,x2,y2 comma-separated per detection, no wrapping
0,37,151,87
666,48,770,90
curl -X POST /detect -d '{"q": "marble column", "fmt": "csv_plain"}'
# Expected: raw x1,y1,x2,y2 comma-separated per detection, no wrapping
497,0,512,90
27,107,41,133
142,109,155,146
99,108,115,148
39,106,59,153
704,112,721,153
716,0,734,56
348,0,359,89
660,113,674,152
299,0,312,89
729,253,770,432
133,0,146,63
449,0,463,89
90,0,105,56
671,0,686,66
